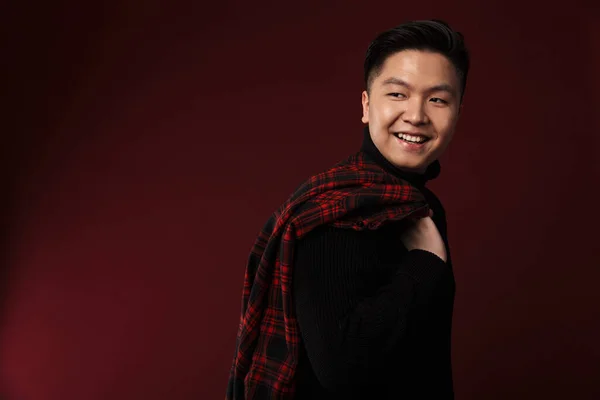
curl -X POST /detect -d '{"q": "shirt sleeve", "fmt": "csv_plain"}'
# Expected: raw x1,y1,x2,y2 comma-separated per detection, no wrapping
293,224,448,392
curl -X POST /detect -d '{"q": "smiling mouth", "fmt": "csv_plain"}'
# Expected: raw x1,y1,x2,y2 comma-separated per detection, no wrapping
394,132,431,144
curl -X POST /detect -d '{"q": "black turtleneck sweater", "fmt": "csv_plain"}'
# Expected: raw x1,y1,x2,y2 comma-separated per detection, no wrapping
292,127,456,399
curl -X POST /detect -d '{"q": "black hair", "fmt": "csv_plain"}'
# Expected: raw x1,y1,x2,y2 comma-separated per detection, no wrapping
364,19,470,101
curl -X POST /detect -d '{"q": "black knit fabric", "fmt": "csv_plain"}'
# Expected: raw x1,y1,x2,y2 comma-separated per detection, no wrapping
292,127,456,399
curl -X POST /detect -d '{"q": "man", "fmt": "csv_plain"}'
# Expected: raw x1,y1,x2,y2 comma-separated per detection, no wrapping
227,19,469,399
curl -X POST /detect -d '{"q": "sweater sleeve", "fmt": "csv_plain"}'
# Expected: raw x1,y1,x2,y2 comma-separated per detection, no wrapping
293,225,448,392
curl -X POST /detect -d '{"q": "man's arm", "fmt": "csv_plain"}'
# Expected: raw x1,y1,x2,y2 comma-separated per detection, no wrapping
293,223,448,392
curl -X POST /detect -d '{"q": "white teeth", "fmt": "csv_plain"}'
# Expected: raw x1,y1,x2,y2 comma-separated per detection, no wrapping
397,133,427,143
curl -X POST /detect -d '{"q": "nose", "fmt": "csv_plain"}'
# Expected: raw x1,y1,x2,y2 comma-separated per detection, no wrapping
401,98,428,125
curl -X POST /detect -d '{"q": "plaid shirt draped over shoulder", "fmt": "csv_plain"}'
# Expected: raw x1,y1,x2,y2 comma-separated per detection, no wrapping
226,151,430,399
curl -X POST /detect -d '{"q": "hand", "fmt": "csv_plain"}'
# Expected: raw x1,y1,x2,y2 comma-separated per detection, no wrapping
399,211,447,262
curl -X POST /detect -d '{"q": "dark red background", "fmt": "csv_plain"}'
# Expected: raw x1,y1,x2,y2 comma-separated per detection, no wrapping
2,1,599,399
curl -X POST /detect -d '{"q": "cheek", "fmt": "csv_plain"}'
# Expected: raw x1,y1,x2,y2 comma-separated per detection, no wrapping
376,102,398,125
431,112,458,140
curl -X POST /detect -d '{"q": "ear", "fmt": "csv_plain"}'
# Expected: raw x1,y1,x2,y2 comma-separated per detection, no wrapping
361,90,369,123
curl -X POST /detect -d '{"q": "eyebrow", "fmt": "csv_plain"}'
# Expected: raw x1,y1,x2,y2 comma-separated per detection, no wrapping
381,77,455,96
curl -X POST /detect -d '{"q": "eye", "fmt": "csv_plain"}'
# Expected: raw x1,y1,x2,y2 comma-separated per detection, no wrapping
388,92,407,98
430,97,448,104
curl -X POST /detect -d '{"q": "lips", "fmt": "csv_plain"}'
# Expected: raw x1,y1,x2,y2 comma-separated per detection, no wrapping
394,132,431,144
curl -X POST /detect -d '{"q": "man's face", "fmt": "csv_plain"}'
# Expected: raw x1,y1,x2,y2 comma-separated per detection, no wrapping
361,50,461,173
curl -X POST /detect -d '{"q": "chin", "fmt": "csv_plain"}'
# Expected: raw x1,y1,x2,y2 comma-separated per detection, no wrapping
390,157,430,173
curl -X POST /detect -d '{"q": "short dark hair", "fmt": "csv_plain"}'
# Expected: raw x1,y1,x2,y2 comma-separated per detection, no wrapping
364,19,470,101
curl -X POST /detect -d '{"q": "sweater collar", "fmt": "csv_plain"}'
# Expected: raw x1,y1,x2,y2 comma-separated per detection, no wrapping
360,125,440,187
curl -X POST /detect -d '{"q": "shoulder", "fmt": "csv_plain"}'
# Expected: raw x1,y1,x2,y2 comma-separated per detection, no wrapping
420,186,446,216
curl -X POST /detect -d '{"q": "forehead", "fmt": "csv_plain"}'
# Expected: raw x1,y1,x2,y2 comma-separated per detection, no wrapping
376,50,459,89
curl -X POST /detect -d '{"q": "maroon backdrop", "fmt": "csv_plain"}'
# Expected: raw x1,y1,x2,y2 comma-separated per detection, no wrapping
2,1,599,399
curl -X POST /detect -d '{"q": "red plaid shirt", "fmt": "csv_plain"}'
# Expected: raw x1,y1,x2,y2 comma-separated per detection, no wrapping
226,151,430,399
